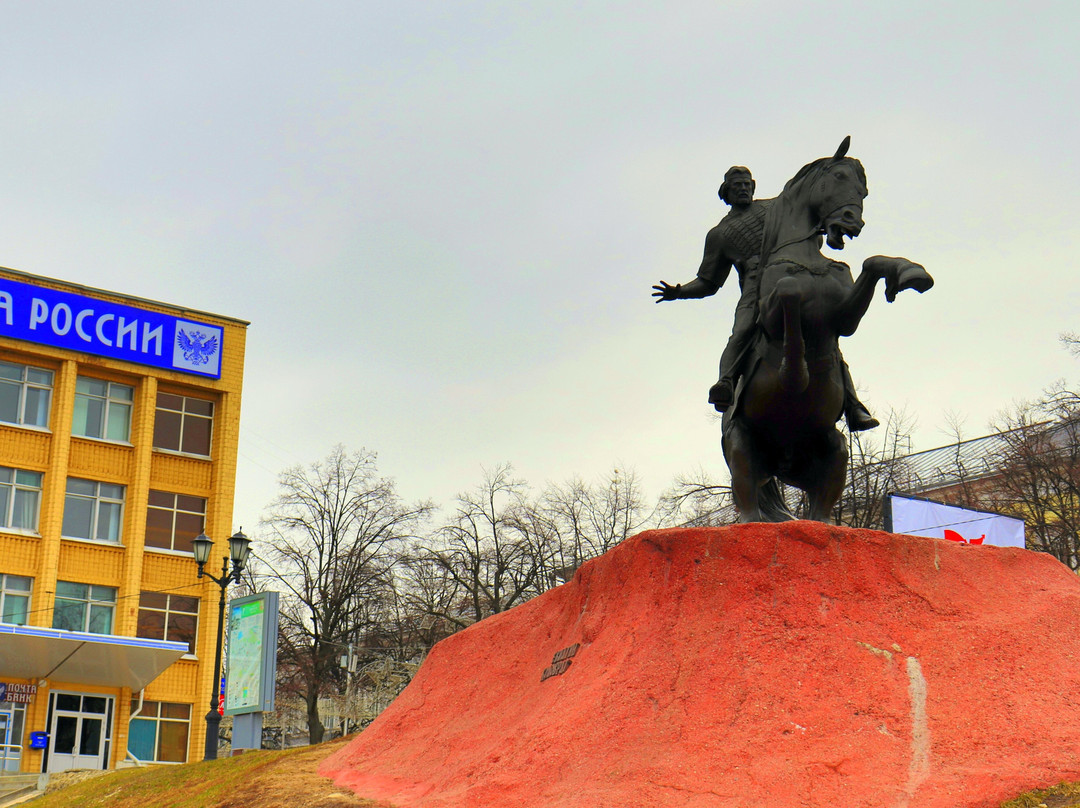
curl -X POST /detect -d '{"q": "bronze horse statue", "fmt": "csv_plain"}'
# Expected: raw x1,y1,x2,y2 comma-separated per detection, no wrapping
722,137,933,523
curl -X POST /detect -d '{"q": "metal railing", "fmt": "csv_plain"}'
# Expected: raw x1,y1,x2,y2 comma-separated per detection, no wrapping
0,744,23,773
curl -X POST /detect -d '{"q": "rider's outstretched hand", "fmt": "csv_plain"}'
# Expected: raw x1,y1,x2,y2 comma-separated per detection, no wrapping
652,281,681,302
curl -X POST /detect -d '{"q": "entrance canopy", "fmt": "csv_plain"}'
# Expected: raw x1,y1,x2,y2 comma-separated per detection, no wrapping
0,625,187,690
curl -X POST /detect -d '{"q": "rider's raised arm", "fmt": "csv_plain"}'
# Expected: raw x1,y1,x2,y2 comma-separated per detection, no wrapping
652,223,728,302
696,224,735,291
652,276,719,302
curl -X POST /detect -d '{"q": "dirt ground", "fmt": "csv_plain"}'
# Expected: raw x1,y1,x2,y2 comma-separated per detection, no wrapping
237,763,1080,808
188,752,1080,808
199,739,380,808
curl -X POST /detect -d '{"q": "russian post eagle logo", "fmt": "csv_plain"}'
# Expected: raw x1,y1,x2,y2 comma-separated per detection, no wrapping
177,329,219,366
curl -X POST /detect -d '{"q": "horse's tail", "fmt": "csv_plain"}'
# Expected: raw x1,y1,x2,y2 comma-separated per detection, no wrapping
759,478,795,522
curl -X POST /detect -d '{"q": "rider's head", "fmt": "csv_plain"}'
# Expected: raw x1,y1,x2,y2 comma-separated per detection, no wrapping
719,166,755,206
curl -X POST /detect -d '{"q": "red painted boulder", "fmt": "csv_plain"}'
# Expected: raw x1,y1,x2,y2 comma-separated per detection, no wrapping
320,523,1080,807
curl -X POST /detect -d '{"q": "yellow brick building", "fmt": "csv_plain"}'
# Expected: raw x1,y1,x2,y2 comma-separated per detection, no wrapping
0,266,247,774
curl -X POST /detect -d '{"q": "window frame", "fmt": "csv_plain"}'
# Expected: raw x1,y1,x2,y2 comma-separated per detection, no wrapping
136,591,199,655
127,700,191,764
152,393,214,457
72,376,134,443
52,581,117,634
144,490,207,554
0,360,53,429
61,477,126,544
0,573,32,626
0,466,43,533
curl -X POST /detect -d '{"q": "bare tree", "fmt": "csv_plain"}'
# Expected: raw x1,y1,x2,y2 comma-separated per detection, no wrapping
397,553,468,641
256,446,432,743
409,464,545,629
985,385,1080,568
538,467,652,579
656,467,735,526
1061,332,1080,358
923,410,987,510
399,464,654,638
835,408,918,528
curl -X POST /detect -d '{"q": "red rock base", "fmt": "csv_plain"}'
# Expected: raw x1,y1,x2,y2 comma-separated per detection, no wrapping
319,522,1080,807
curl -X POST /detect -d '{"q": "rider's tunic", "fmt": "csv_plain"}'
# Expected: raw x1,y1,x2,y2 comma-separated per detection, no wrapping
696,198,774,378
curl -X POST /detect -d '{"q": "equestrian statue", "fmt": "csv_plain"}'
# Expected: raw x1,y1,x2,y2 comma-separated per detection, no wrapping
653,137,933,523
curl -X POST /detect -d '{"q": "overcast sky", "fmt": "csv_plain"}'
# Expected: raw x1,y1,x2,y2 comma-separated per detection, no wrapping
0,1,1076,532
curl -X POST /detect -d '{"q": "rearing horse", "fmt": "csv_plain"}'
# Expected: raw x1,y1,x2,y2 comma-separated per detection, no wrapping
722,137,933,523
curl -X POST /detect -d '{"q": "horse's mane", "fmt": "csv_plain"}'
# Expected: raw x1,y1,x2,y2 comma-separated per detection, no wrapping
759,155,866,264
783,155,866,194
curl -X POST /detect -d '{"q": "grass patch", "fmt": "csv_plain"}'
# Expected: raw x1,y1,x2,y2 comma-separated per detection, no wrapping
20,738,386,808
1001,781,1080,808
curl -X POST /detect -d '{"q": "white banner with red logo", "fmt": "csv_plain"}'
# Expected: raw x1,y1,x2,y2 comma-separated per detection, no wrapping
886,494,1025,548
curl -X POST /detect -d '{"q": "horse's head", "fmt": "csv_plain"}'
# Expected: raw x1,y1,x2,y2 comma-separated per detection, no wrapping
810,137,868,250
764,137,868,257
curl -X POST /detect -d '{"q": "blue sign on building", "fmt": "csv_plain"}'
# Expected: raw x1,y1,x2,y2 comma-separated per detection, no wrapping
0,276,223,379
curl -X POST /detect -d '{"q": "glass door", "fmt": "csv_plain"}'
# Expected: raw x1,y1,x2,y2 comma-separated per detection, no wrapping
0,704,25,771
47,693,113,773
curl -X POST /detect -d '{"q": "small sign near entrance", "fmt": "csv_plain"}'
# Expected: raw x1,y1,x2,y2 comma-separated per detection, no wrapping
0,683,37,703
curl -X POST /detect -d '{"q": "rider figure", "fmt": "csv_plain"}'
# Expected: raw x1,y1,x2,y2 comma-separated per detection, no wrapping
652,165,879,432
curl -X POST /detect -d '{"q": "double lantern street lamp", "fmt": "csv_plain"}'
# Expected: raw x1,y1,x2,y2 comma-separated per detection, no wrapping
192,529,251,761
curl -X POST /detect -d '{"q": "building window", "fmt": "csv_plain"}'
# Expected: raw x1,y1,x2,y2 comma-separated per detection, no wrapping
153,393,213,456
0,361,52,428
62,478,125,543
136,592,198,654
145,491,206,553
0,574,31,625
52,582,116,634
127,701,190,763
72,377,133,442
0,467,43,532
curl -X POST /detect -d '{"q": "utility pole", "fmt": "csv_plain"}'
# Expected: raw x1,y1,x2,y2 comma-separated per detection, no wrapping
339,644,356,736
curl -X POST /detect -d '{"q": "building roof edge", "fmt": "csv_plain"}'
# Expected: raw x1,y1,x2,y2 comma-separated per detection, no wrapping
0,264,251,327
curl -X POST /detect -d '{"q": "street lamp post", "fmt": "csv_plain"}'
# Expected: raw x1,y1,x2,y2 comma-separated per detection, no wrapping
192,529,251,761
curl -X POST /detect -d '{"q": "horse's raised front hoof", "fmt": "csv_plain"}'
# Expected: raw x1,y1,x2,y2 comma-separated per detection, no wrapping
868,255,934,302
895,261,934,294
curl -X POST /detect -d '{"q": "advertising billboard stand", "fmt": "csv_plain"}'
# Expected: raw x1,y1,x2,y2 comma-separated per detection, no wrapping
233,713,263,751
224,591,280,753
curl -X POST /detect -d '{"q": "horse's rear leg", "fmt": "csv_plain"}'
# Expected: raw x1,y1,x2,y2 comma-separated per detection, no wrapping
803,429,849,524
723,421,766,523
